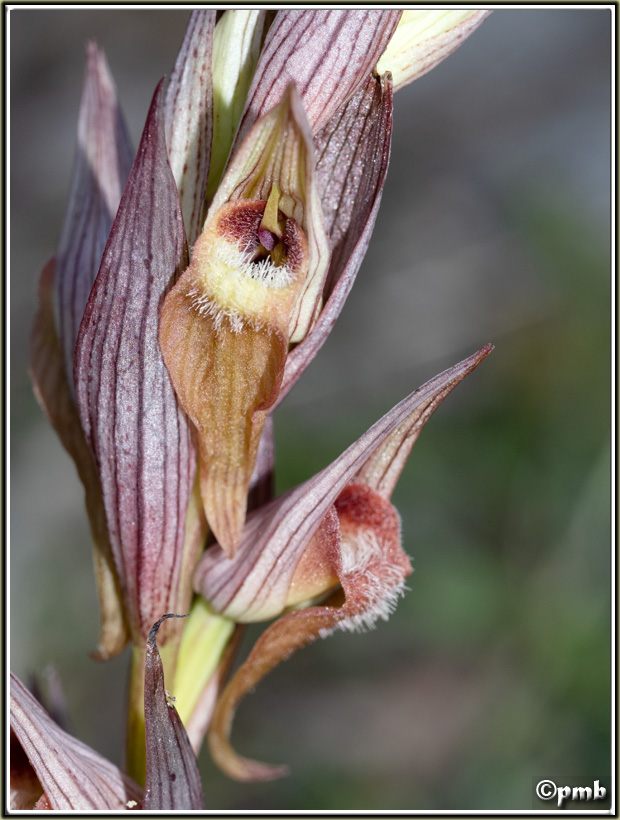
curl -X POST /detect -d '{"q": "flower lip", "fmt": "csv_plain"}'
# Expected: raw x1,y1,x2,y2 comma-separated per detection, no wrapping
188,199,308,335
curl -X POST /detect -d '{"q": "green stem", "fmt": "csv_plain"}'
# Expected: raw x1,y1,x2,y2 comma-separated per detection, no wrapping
125,645,146,787
173,597,235,727
124,601,234,783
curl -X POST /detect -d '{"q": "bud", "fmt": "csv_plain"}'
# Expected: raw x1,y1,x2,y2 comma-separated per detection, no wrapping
376,10,491,91
207,10,271,199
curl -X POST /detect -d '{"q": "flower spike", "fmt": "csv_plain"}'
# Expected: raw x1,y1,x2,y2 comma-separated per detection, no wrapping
24,8,498,801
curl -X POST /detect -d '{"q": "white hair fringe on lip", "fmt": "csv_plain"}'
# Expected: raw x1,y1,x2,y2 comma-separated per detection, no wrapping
318,528,411,638
219,235,296,287
186,287,246,334
186,240,297,334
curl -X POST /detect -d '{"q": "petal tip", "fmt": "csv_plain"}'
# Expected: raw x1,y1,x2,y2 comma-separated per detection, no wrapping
208,729,290,783
471,342,494,366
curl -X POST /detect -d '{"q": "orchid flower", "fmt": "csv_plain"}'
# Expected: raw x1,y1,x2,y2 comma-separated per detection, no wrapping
18,7,492,806
195,345,492,780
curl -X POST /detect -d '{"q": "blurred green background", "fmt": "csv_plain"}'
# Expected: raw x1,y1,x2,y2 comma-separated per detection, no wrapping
10,9,611,811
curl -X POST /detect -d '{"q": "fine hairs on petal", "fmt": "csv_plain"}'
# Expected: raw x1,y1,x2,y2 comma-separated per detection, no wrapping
214,237,295,288
321,527,410,637
186,240,295,335
186,286,245,334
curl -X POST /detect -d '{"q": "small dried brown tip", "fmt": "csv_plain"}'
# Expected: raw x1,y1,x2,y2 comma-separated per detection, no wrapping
147,613,189,648
468,343,494,371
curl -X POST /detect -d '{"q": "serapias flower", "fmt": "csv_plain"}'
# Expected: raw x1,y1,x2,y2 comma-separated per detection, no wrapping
10,616,202,810
194,345,493,781
159,84,329,560
160,10,402,558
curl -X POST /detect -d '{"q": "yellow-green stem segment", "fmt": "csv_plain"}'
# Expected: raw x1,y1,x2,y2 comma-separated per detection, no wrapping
173,597,235,726
124,602,234,785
